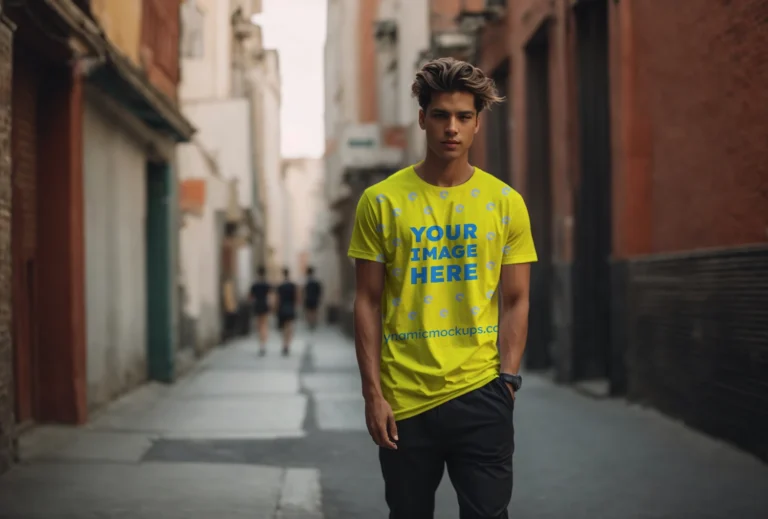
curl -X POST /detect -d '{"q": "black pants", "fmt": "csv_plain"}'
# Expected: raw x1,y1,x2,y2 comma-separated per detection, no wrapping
379,378,515,519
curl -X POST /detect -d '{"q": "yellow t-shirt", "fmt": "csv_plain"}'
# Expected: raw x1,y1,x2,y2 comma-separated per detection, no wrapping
347,165,538,421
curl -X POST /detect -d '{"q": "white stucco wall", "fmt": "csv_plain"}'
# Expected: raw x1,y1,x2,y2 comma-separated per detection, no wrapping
83,99,148,410
182,98,253,298
177,142,231,350
259,50,284,280
283,158,323,277
179,0,232,101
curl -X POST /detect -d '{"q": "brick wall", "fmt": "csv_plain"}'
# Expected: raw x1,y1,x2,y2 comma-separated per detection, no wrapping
0,8,15,474
632,0,768,253
509,0,576,262
613,0,768,462
429,0,485,33
625,246,768,462
10,43,40,425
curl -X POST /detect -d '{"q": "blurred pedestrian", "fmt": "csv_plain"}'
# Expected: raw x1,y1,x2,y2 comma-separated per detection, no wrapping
249,266,272,356
276,267,298,356
348,58,537,518
303,266,323,331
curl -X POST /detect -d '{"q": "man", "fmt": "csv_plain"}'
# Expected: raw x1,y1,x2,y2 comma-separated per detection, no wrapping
276,267,298,356
303,266,323,331
348,57,537,518
249,266,272,356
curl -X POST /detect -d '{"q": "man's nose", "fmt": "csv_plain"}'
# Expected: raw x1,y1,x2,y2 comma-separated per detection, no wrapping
445,118,458,135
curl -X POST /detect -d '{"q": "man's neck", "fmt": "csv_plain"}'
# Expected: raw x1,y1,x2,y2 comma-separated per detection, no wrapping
416,152,473,187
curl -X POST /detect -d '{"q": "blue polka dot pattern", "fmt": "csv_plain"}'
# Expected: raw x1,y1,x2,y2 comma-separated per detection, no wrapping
440,190,449,199
487,231,496,240
471,189,480,198
455,204,464,213
424,206,433,215
376,194,386,203
486,202,496,211
455,293,465,302
486,261,496,270
408,311,417,321
502,186,511,196
440,309,448,318
424,296,433,304
408,192,417,201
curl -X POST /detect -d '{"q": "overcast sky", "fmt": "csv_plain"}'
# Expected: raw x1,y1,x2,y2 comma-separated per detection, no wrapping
252,0,328,159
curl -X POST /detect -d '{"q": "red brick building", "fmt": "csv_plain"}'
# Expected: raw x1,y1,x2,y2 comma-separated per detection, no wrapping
0,0,14,474
460,0,768,460
0,0,192,474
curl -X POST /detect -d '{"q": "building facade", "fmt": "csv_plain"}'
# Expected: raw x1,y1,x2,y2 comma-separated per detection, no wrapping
322,0,431,331
454,0,768,461
0,0,14,475
282,157,324,283
0,0,194,473
177,0,272,349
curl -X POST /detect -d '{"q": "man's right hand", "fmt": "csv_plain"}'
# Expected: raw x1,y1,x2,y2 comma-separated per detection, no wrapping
365,395,398,450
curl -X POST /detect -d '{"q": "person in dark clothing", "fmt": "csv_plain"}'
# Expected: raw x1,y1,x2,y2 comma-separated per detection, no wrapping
249,266,272,356
303,266,323,331
276,268,298,356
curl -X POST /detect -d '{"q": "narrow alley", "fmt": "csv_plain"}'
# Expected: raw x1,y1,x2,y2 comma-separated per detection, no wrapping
1,325,766,518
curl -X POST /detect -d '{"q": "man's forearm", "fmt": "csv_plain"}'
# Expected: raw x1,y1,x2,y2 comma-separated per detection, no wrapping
354,297,383,401
498,298,529,374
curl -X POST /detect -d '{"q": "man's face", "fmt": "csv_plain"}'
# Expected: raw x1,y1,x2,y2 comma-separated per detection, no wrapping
419,91,480,161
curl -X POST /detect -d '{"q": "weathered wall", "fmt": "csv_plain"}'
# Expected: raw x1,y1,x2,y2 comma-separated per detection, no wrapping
83,99,148,411
0,5,15,474
635,0,768,253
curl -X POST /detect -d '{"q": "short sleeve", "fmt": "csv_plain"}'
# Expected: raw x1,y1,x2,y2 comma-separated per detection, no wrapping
348,191,385,262
502,192,538,265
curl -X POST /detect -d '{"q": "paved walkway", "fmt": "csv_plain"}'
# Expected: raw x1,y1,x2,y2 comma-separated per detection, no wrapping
1,325,768,518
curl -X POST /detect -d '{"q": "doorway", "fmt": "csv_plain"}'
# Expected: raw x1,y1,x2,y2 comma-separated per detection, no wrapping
146,161,175,382
11,47,41,426
524,25,554,370
573,0,612,381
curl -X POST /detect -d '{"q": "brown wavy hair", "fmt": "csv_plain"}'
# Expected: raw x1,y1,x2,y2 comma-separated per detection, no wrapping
411,57,504,113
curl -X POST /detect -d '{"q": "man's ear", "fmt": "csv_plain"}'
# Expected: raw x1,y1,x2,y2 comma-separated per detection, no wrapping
418,109,426,129
473,112,481,135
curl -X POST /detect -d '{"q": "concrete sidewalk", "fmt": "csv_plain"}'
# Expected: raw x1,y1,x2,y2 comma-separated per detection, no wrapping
2,325,768,518
0,331,323,519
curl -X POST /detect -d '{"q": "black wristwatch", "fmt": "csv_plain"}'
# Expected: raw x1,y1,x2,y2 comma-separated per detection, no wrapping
500,372,522,392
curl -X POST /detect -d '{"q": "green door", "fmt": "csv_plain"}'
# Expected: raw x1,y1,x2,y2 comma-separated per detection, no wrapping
146,162,175,382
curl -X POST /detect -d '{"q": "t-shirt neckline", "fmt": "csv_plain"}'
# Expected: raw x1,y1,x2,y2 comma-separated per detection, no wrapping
408,164,480,194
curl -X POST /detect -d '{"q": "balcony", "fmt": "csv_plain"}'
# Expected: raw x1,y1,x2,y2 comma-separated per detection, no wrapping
325,123,404,204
